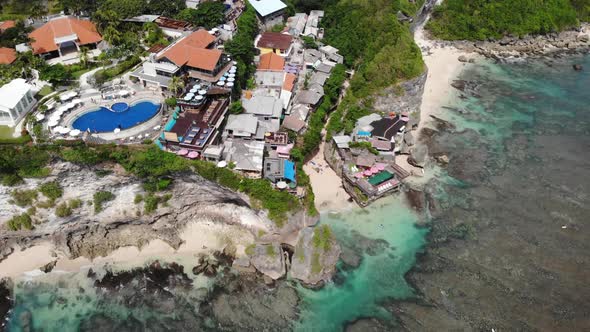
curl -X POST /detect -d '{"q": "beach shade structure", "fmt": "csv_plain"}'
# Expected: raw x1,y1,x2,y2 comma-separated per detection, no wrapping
363,170,373,176
228,73,235,78
375,163,386,171
354,172,364,179
35,113,45,121
177,149,189,156
198,89,207,95
187,151,199,159
48,118,59,126
69,129,81,137
226,82,234,88
66,102,77,109
232,61,237,65
71,98,82,105
276,181,288,190
216,81,225,86
59,127,71,135
129,136,134,140
195,95,204,101
113,128,121,134
401,111,410,117
57,105,69,112
400,116,410,122
219,76,226,81
45,103,55,111
119,90,130,97
227,77,235,82
153,125,161,130
183,95,192,101
190,87,198,93
59,91,77,101
217,161,228,168
230,66,237,71
370,166,379,173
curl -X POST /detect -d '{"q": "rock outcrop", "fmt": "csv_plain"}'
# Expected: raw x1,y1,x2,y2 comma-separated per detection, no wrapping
248,243,285,280
290,227,341,286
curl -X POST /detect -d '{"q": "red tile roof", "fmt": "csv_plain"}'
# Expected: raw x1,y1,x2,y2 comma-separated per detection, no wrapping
256,32,293,51
158,29,221,71
0,47,16,64
258,52,285,71
29,17,102,55
0,20,15,32
282,73,296,91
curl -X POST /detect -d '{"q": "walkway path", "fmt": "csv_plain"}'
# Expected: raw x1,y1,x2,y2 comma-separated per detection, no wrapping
79,67,104,89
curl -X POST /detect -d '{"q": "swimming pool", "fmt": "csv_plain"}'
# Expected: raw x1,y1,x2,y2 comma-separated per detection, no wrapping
72,101,160,133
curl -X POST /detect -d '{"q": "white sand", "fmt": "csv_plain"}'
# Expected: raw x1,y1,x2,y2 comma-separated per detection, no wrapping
0,221,255,279
303,141,355,213
414,26,474,132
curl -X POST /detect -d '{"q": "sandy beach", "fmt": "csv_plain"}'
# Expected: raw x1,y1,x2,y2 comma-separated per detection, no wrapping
0,221,255,279
414,26,473,132
303,141,355,213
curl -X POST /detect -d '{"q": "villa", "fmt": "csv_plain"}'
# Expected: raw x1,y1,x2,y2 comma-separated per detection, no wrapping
263,157,296,184
249,0,288,29
0,47,16,65
0,79,36,127
255,32,294,57
223,139,265,178
29,16,103,65
131,29,231,89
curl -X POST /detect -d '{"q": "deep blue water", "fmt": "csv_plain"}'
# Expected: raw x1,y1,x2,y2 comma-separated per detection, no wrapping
72,101,160,133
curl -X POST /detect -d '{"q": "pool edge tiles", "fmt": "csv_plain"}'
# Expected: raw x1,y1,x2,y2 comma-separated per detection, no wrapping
72,100,161,133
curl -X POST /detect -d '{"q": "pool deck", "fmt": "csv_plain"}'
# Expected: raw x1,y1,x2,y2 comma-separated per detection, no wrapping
59,91,164,141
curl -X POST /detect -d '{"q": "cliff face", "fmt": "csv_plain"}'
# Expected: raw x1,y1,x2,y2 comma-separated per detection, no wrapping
0,162,339,286
290,227,341,287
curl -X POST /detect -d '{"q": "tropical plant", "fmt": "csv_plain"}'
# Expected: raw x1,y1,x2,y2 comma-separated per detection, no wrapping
168,76,185,96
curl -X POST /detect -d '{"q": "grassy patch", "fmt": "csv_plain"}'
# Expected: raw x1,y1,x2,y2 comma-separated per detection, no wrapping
311,251,322,274
266,245,277,258
313,225,334,251
68,199,82,209
134,194,143,204
35,86,54,99
11,189,38,207
0,126,14,140
245,244,256,256
6,213,33,231
55,202,72,217
93,191,115,213
38,181,63,201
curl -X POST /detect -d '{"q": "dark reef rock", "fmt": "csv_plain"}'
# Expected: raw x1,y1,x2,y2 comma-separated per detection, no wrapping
0,279,13,332
573,64,583,71
345,317,393,332
41,260,57,273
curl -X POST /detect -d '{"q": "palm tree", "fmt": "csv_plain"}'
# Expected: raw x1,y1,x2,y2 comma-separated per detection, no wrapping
168,76,185,96
102,25,122,46
79,47,89,69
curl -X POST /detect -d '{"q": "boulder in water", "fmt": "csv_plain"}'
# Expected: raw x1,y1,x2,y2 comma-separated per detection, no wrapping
573,64,583,71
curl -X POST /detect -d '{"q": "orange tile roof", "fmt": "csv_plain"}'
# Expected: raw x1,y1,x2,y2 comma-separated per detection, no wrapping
158,29,220,71
256,32,293,51
0,20,15,32
258,52,285,71
29,17,102,55
282,73,296,91
0,47,16,64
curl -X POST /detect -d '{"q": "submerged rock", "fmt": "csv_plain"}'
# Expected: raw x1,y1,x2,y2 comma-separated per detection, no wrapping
573,64,583,71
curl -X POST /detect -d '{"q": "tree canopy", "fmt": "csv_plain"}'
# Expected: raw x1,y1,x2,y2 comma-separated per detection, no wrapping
427,0,585,41
176,1,226,29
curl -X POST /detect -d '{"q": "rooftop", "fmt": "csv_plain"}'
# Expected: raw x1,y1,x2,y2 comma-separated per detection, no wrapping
154,16,192,30
158,29,220,71
29,16,102,55
225,113,258,136
282,115,306,132
254,71,285,87
294,90,322,105
0,20,15,32
249,0,288,17
0,47,16,65
242,95,283,118
257,32,293,51
225,139,265,172
0,79,33,109
257,52,285,71
370,116,407,141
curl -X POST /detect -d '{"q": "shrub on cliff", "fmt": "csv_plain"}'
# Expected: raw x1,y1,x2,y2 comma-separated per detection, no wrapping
39,181,63,201
93,191,115,213
6,213,33,231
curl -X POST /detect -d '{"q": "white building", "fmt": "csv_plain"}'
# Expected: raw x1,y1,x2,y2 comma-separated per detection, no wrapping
249,0,288,29
0,79,36,127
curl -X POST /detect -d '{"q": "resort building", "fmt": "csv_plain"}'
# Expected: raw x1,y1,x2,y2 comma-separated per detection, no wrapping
0,79,36,127
223,139,265,178
303,10,324,39
131,29,231,88
249,0,288,29
161,97,229,154
0,47,17,65
0,20,15,33
29,16,103,65
255,32,293,57
263,157,296,184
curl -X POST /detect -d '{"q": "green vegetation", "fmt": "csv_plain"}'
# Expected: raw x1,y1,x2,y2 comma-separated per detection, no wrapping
176,1,226,29
143,22,169,47
311,251,322,274
313,225,334,251
245,244,256,256
6,213,33,231
266,245,277,258
35,86,54,99
301,35,318,49
225,3,258,91
38,181,63,201
68,198,82,209
134,194,143,204
165,97,177,108
349,141,379,155
93,56,141,85
229,101,244,114
93,190,115,213
143,193,159,214
10,189,37,207
270,23,286,32
55,202,72,217
427,0,584,41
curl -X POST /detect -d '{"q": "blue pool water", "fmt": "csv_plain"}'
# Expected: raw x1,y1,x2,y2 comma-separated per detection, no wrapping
111,102,129,113
72,101,160,133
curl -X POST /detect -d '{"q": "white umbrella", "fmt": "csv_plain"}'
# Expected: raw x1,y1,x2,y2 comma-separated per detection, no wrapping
227,77,235,82
190,87,198,93
183,95,192,101
217,161,227,168
226,82,234,88
113,128,121,134
232,61,237,65
119,90,129,96
35,113,45,121
276,181,288,189
216,81,225,86
58,105,69,112
230,66,237,71
69,129,81,137
53,125,64,132
129,136,134,140
66,102,76,109
59,91,77,101
228,73,235,78
71,98,82,105
48,120,59,127
59,127,71,135
45,103,55,110
198,90,207,95
195,95,204,100
153,125,161,130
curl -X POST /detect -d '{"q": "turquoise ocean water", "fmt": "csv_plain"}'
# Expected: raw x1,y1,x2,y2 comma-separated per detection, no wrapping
5,54,589,331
